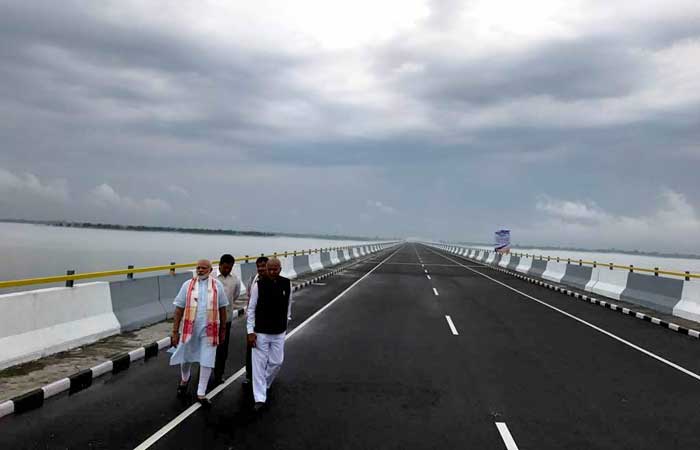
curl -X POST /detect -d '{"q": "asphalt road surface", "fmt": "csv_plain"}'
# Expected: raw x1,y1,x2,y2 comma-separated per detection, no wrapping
3,243,700,449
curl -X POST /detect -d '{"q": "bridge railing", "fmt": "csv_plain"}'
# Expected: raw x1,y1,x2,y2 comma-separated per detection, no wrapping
454,247,699,280
0,243,399,289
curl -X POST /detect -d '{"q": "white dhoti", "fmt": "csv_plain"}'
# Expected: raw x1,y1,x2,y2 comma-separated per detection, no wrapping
252,332,286,403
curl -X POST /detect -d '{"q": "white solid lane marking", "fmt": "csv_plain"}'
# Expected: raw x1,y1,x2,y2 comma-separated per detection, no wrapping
496,422,520,450
428,247,700,383
134,246,404,450
445,315,459,335
433,287,439,296
426,275,431,280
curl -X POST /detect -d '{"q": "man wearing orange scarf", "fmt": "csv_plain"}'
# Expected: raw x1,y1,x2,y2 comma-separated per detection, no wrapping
170,259,229,405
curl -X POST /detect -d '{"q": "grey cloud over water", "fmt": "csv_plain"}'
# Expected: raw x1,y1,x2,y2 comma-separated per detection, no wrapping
0,1,699,252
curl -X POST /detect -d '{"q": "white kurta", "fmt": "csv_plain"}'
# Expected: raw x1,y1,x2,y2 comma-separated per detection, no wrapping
168,277,229,368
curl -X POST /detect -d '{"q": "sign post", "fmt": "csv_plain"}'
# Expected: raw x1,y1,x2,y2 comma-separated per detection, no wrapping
494,229,511,254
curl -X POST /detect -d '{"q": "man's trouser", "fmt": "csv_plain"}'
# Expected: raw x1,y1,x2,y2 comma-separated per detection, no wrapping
245,341,253,381
251,332,285,403
213,321,232,382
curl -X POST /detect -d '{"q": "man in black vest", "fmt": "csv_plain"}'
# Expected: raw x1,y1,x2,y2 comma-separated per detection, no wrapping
246,258,293,411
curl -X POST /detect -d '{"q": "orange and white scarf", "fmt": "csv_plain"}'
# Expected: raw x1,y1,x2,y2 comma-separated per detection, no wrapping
181,276,220,346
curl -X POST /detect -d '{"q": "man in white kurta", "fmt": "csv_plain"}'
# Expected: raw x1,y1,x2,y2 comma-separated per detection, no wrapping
246,258,292,410
170,259,229,404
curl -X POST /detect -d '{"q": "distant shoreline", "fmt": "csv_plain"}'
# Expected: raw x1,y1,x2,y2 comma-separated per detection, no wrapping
0,219,391,242
451,241,700,261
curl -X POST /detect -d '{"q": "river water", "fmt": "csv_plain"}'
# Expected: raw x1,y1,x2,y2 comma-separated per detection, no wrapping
0,222,372,291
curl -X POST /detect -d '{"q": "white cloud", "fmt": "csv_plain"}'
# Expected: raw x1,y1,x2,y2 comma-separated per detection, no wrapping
528,189,700,252
0,168,69,203
88,183,171,213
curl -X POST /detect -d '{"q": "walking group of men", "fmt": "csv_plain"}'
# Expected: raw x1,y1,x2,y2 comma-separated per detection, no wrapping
168,254,292,411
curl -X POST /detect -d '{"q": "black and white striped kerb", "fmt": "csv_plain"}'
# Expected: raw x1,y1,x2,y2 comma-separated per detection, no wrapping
445,248,700,340
0,248,389,420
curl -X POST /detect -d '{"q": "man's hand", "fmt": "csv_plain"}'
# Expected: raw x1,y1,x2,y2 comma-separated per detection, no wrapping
247,333,257,348
170,331,180,347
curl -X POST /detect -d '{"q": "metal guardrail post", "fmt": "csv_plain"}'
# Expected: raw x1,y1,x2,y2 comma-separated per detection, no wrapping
654,267,659,276
170,262,176,275
593,261,597,268
127,265,134,280
686,271,691,281
65,270,75,287
629,265,634,273
609,263,613,270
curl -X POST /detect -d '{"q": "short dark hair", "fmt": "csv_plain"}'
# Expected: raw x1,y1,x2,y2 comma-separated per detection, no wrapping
219,254,235,265
256,256,269,265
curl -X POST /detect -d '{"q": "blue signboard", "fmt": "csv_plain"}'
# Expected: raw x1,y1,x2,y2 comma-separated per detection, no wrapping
494,229,511,253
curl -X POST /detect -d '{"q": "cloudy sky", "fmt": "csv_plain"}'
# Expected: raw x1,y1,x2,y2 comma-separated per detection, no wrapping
1,0,699,252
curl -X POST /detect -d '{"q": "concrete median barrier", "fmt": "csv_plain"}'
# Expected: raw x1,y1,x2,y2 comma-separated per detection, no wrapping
542,261,567,283
590,268,629,300
292,254,312,276
620,272,684,315
0,282,121,370
674,281,700,322
109,277,168,331
157,273,192,319
516,257,532,273
560,264,594,291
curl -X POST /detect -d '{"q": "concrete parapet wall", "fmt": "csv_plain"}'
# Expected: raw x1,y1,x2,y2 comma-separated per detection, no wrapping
675,281,700,322
0,242,395,371
498,254,511,268
620,273,684,315
157,273,192,319
516,257,532,273
320,252,332,268
542,261,567,283
560,264,593,291
109,277,167,332
590,268,629,300
292,255,312,276
0,282,120,370
445,243,698,325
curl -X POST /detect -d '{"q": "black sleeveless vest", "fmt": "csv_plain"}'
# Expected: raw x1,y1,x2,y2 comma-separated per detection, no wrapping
254,276,291,334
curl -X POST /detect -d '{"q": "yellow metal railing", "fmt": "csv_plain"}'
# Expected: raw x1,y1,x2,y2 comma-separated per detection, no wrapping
0,244,382,289
462,247,700,280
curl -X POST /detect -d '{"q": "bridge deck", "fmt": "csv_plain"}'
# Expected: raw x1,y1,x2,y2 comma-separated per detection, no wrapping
2,243,700,449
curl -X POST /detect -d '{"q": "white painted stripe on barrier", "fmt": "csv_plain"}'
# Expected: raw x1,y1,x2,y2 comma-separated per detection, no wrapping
91,360,113,377
0,400,14,419
129,347,146,362
157,337,171,350
42,377,70,399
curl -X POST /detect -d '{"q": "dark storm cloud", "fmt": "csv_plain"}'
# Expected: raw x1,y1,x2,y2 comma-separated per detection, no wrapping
0,1,699,252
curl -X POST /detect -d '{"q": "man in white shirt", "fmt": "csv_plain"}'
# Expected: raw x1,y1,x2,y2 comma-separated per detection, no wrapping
212,253,241,385
246,258,292,411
